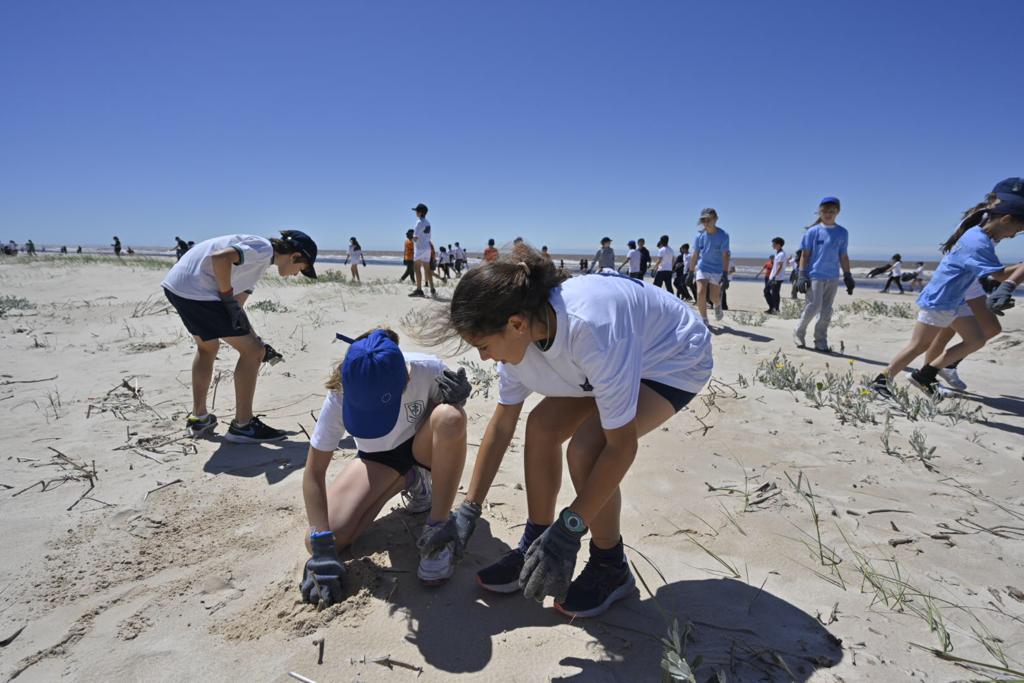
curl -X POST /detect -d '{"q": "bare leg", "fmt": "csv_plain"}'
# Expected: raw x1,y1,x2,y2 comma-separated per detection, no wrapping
709,282,722,311
411,404,468,523
415,261,424,289
884,321,943,379
923,326,957,366
928,316,985,370
191,336,219,416
566,385,678,549
521,397,598,525
221,332,265,424
320,458,405,551
696,280,709,321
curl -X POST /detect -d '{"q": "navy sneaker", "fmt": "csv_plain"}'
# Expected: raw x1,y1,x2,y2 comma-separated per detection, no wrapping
225,416,287,443
908,370,941,398
186,413,217,437
476,549,525,594
555,560,637,619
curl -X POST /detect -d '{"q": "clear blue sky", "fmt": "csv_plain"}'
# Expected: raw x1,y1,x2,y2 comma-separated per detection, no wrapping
2,1,1023,260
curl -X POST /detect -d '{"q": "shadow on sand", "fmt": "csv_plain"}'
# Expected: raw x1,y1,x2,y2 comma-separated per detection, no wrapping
343,512,842,681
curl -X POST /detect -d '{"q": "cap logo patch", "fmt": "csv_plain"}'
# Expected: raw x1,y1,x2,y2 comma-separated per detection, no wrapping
381,392,392,405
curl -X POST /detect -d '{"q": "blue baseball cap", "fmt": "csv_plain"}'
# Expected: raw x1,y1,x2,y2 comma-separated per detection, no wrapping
992,177,1024,217
338,330,407,439
819,196,841,208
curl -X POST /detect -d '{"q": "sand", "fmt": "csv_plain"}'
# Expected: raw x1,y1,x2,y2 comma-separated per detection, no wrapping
1,256,1022,682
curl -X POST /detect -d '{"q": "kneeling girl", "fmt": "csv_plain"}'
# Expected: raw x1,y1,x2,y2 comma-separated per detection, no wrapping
299,328,472,606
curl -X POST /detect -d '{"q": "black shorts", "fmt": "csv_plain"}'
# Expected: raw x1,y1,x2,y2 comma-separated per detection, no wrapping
641,379,697,413
358,436,427,476
164,287,249,341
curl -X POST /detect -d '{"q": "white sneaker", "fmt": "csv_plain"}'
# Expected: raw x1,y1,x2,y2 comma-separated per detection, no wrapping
401,465,432,514
937,367,967,391
417,543,454,586
714,303,724,321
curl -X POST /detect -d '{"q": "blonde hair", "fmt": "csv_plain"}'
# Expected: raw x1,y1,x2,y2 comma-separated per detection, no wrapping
324,327,400,392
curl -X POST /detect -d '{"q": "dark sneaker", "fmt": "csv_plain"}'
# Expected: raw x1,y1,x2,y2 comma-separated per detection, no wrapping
555,560,637,619
476,549,525,594
225,416,287,443
186,413,217,437
408,289,426,298
813,344,833,354
908,370,940,398
430,287,437,298
870,375,894,400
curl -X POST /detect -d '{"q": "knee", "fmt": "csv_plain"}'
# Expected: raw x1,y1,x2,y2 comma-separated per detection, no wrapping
566,432,604,474
525,408,561,444
196,340,220,357
430,403,466,438
983,322,1002,341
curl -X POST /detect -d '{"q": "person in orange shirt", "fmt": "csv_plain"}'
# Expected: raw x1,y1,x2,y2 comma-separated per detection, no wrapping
483,238,499,263
400,229,415,283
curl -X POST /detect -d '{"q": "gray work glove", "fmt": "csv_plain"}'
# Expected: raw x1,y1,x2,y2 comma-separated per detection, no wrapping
219,292,250,333
987,281,1016,316
843,271,856,295
416,501,481,563
262,343,284,365
435,367,471,407
796,270,810,294
685,271,696,289
519,509,586,603
300,532,345,607
721,273,730,290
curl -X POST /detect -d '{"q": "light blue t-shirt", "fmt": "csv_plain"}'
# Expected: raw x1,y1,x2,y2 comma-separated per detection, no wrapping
916,227,1003,311
799,224,849,280
693,228,730,274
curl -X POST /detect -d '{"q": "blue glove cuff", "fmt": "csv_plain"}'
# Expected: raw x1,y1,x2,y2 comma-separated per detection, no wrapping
310,530,334,540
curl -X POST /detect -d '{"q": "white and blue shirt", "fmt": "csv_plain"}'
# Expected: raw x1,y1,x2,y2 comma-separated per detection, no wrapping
916,227,1003,312
497,274,713,430
693,229,730,274
799,224,849,280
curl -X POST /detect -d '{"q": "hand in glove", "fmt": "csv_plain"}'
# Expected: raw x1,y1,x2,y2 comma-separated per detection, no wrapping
843,271,856,295
987,281,1017,316
519,508,586,603
416,501,482,563
262,343,284,365
435,367,471,407
685,271,696,289
796,270,810,294
300,532,345,607
721,273,730,290
219,291,250,333
979,275,1000,294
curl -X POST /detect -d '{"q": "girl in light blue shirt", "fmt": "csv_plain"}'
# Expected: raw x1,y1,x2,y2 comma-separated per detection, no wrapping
872,178,1024,398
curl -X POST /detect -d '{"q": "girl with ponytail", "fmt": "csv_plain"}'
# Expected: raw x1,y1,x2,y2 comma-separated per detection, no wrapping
416,242,713,619
872,178,1024,398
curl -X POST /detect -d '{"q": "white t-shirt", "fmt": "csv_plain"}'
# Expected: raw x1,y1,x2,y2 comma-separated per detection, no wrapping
624,249,640,273
771,249,787,281
162,235,274,301
891,261,902,277
310,352,446,453
497,274,713,430
656,246,674,272
413,219,432,261
348,247,363,263
453,247,465,261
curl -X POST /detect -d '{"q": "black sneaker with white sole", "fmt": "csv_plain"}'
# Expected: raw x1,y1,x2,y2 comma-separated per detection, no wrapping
870,374,894,400
555,560,637,619
476,549,525,594
908,370,941,398
225,416,287,443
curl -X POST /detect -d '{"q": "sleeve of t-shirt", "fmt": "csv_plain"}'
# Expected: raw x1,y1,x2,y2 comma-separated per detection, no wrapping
309,392,346,451
722,233,731,255
800,229,814,253
423,358,446,404
693,232,705,254
838,229,849,257
233,236,273,265
572,324,642,430
497,363,531,406
967,239,1004,276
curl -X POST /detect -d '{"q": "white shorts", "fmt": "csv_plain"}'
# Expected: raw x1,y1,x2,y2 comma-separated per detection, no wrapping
917,307,967,328
413,250,431,263
695,270,722,285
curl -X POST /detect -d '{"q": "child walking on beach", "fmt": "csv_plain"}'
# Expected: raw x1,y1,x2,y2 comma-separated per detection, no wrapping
299,328,472,606
880,254,904,294
651,235,675,293
417,244,713,618
344,237,366,283
687,208,730,326
409,203,436,298
793,197,856,351
161,230,318,441
765,237,787,314
872,178,1024,398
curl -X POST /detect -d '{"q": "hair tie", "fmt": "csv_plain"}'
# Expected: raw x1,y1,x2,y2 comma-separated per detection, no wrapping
517,261,531,276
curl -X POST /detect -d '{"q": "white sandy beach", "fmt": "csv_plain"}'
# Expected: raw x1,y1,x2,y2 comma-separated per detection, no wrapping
1,256,1022,682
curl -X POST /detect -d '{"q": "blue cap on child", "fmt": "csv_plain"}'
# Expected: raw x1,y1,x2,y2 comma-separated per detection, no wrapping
339,330,407,439
819,196,841,208
992,178,1024,217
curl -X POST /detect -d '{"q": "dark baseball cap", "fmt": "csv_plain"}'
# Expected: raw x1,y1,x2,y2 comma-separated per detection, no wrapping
279,229,318,279
819,196,841,208
992,178,1024,217
601,236,612,244
412,203,429,213
627,240,636,248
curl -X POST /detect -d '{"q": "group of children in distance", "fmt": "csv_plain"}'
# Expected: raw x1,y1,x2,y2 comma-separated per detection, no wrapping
158,180,1021,624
